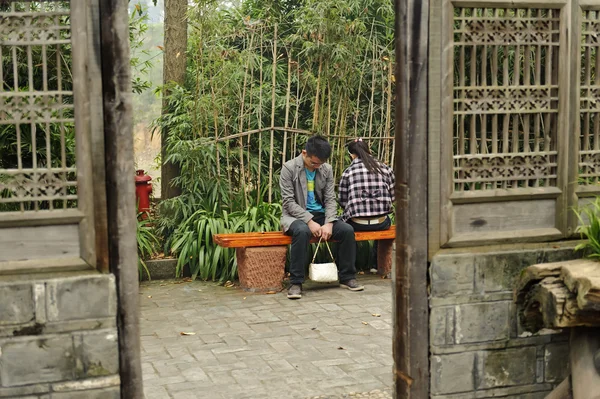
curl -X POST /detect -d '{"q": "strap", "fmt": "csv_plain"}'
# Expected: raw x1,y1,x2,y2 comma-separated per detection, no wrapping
311,236,336,263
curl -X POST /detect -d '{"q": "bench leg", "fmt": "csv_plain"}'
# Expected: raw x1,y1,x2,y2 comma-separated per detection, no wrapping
236,246,287,292
377,239,394,278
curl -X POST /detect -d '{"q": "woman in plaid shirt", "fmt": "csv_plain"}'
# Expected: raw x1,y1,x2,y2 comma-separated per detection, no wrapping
339,138,395,273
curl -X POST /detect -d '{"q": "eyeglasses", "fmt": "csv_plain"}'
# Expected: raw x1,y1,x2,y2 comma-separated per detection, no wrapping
309,160,324,167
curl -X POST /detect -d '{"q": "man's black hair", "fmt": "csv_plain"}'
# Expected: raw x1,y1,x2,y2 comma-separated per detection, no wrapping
305,135,331,161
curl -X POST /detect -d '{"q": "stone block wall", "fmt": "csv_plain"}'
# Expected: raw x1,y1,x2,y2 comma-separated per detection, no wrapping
0,274,120,398
429,246,579,399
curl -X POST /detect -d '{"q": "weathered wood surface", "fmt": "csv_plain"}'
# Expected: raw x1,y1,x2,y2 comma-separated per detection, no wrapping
213,227,396,248
99,0,144,397
515,260,600,332
394,0,429,395
0,225,80,262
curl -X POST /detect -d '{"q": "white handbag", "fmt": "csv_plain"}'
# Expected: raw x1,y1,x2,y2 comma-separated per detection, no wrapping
308,237,338,283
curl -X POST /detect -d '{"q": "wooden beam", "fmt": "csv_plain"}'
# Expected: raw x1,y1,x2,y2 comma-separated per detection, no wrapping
394,0,430,397
98,1,143,397
570,328,600,399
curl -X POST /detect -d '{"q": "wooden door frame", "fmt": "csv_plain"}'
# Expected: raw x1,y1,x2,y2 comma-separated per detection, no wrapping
98,0,144,397
393,0,430,397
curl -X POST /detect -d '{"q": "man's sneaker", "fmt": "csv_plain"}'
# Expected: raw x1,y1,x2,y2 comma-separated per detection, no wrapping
369,268,378,274
340,279,364,291
287,284,302,299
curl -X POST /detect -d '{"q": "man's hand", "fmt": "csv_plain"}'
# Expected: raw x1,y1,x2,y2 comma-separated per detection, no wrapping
320,222,333,241
308,220,321,237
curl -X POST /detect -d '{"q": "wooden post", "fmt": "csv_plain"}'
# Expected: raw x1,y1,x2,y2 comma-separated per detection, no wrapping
545,377,572,399
570,328,600,399
99,1,144,398
393,0,429,397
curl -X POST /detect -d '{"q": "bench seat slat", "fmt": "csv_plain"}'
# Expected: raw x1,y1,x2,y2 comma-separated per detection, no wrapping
213,226,396,248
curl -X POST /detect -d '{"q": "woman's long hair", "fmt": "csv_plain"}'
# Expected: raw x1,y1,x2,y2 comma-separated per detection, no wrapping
348,139,383,174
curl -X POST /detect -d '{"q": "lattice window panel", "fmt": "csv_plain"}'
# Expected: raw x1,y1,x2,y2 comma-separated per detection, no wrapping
452,7,560,191
579,9,600,185
0,1,77,212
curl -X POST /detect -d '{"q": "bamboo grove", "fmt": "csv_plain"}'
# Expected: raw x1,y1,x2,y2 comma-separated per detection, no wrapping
151,0,395,280
155,0,395,208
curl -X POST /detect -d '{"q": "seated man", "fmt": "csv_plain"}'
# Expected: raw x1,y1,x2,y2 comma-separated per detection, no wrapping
280,135,364,300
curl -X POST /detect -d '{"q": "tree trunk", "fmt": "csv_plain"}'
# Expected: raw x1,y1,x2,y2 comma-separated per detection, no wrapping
161,0,188,199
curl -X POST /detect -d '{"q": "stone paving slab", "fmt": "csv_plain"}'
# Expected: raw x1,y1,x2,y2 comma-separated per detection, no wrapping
140,275,393,399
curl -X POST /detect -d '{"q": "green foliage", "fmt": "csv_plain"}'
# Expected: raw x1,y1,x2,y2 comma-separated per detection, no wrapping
152,0,395,280
130,2,157,94
168,203,282,281
153,134,283,280
574,198,600,258
153,0,395,205
136,213,160,280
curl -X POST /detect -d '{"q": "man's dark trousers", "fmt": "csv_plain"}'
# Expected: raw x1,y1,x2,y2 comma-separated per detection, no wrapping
286,212,356,285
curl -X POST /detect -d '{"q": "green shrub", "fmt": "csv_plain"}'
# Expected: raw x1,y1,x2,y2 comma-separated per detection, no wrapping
169,203,282,281
574,197,600,258
136,212,160,280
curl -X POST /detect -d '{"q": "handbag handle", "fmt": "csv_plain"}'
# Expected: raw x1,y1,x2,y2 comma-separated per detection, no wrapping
311,236,335,263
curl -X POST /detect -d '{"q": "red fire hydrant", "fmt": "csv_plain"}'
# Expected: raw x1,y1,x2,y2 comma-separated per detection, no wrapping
135,169,152,217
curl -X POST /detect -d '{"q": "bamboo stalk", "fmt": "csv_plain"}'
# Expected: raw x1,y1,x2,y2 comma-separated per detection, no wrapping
459,8,466,158
225,113,232,204
534,10,543,186
334,95,343,138
283,51,292,165
293,55,301,153
379,62,385,158
384,58,393,164
193,33,202,136
338,98,349,177
523,8,531,154
247,33,254,185
238,32,255,208
353,19,376,136
313,55,322,130
481,42,487,155
502,36,510,188
367,39,377,139
491,9,499,155
257,25,263,205
327,81,331,137
512,42,520,187
216,127,394,143
268,23,278,203
320,61,327,135
211,86,220,178
470,41,477,158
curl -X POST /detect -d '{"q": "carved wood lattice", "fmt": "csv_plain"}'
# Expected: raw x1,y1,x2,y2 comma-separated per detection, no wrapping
0,2,77,212
579,10,600,185
453,7,560,191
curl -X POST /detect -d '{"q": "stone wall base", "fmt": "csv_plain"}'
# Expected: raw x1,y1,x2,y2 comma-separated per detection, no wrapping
429,244,580,398
0,274,121,398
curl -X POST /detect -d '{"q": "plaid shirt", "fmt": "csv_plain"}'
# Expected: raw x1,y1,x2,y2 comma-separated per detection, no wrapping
338,158,395,222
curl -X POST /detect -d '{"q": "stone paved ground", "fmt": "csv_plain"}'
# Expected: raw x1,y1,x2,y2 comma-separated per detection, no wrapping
140,275,393,399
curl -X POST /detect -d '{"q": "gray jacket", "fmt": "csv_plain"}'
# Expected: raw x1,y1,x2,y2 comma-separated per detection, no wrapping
280,154,338,232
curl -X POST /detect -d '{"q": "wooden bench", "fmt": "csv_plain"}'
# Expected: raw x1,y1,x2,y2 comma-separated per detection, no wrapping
213,227,396,291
